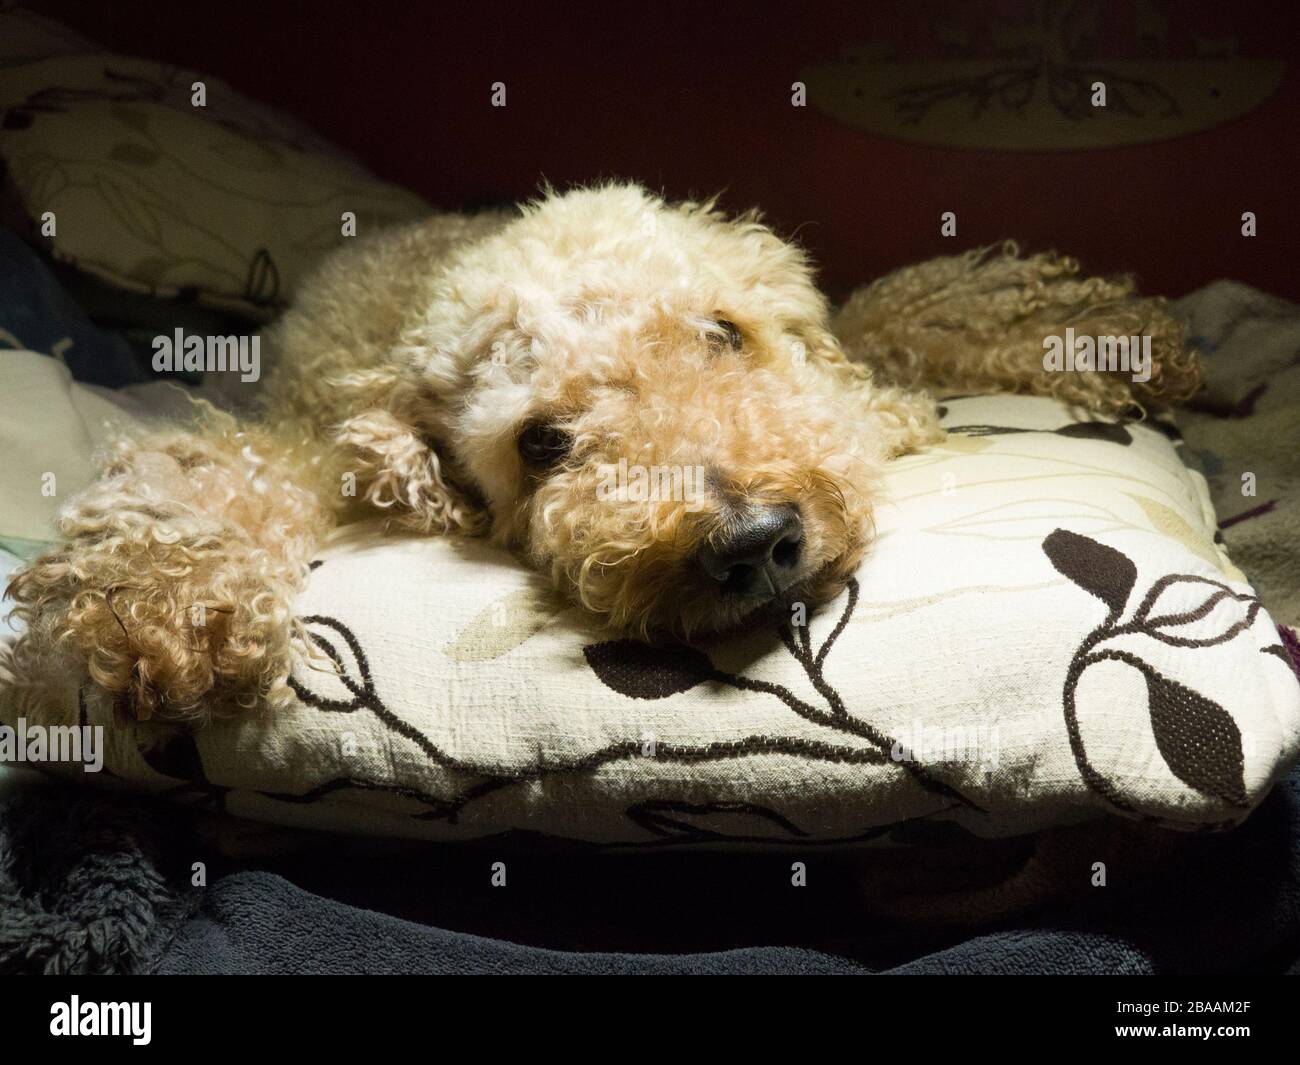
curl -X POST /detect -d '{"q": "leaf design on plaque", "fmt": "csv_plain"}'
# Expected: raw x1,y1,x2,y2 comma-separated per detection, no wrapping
1042,528,1136,615
584,640,715,699
802,37,1284,152
1145,668,1246,807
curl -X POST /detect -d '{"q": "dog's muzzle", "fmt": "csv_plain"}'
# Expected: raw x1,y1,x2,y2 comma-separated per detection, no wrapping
696,503,802,602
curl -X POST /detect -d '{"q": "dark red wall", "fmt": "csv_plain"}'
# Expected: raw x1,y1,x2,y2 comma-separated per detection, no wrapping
35,0,1300,299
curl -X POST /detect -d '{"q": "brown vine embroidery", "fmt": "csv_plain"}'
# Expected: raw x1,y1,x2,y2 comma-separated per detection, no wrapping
946,420,1133,445
1043,528,1260,815
584,580,983,814
273,609,916,837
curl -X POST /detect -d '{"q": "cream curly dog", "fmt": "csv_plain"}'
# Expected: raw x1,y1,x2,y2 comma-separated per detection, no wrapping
5,183,1200,722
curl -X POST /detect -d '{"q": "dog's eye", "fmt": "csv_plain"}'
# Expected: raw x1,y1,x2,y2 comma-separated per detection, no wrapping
707,317,743,353
518,423,573,468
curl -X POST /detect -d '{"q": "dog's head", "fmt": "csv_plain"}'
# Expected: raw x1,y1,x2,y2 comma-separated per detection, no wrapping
342,184,892,637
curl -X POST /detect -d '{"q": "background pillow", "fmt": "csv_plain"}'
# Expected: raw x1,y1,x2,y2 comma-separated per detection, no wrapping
24,1,1297,304
4,391,1297,847
0,4,97,68
0,53,430,318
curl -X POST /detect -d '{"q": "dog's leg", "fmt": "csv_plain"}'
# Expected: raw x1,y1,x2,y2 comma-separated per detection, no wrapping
4,415,334,723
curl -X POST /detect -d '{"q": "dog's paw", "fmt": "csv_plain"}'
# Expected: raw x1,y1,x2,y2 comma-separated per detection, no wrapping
6,522,298,724
5,427,329,723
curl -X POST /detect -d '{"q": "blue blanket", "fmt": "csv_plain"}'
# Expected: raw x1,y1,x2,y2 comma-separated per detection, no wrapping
0,226,146,388
7,766,1295,975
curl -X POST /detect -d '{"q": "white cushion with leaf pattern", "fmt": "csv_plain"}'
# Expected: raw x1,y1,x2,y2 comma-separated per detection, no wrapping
4,395,1300,847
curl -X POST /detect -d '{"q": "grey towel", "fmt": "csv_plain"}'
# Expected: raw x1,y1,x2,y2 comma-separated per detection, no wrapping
0,784,200,974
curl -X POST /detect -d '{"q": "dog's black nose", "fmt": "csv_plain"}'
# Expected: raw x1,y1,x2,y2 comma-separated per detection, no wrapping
697,504,802,599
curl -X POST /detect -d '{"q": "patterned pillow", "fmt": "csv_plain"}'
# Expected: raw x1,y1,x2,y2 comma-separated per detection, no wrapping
3,395,1299,847
0,54,429,318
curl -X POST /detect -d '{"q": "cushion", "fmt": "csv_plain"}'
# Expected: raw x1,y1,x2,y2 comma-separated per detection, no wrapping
0,5,97,68
0,54,430,318
4,381,1298,846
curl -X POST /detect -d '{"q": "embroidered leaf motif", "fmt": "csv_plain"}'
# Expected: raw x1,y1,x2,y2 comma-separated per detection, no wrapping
1262,643,1300,683
1132,574,1260,647
943,424,1029,438
95,174,162,243
1274,624,1300,682
929,498,1119,539
444,586,562,662
584,640,714,699
936,434,996,454
1055,421,1132,445
1146,669,1246,807
1127,494,1226,574
1042,528,1136,615
943,421,1131,445
243,248,280,305
289,615,377,712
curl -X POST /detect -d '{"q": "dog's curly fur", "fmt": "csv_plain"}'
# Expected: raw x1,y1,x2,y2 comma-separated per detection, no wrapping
4,183,1201,723
833,240,1202,415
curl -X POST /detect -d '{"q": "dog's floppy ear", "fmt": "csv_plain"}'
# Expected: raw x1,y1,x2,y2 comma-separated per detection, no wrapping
335,410,486,534
331,368,487,535
796,323,946,457
796,322,876,388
